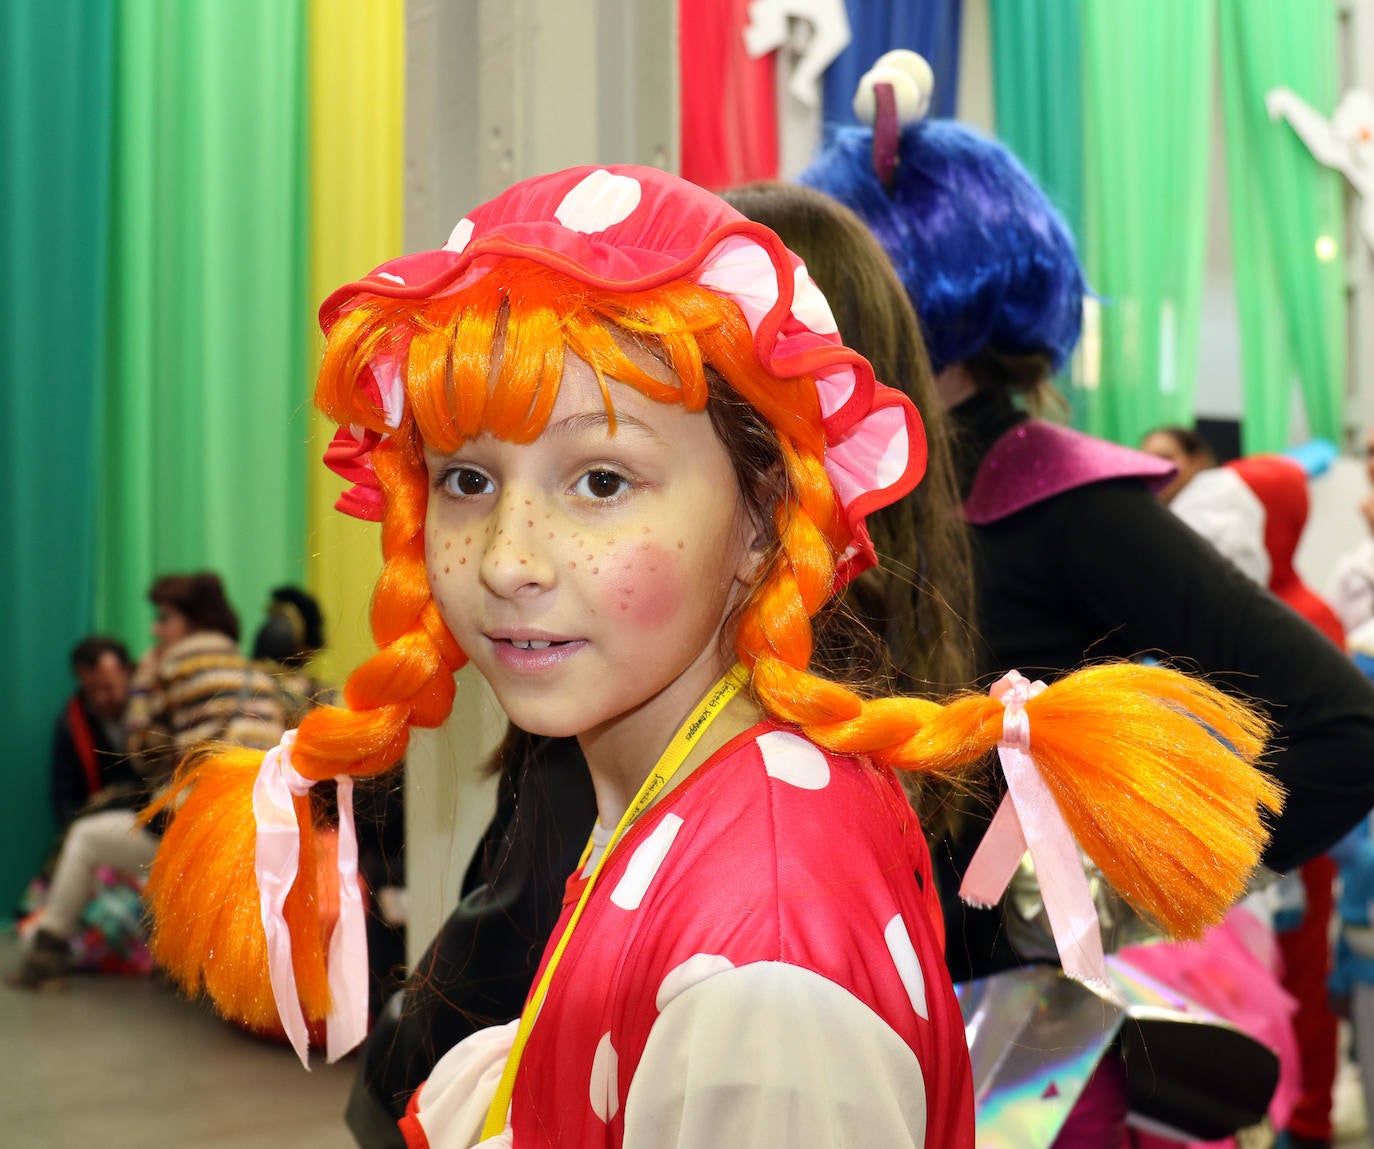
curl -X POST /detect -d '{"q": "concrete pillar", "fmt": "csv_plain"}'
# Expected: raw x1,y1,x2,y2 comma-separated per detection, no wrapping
401,0,677,964
1341,0,1374,445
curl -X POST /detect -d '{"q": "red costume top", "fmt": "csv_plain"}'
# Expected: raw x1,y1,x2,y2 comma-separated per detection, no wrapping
403,722,974,1148
1226,455,1344,646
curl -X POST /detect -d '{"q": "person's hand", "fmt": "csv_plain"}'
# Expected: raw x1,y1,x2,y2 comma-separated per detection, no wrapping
1360,492,1374,534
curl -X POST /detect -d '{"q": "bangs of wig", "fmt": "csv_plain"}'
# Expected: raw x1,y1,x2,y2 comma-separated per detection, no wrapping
318,261,827,464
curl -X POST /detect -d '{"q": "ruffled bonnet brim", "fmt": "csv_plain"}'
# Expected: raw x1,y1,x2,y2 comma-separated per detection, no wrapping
317,165,927,586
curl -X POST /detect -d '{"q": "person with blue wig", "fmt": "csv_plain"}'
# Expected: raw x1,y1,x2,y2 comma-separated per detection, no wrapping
803,50,1374,1149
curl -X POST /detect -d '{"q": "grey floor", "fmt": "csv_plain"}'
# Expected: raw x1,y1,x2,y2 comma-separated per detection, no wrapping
0,932,357,1149
5,927,1372,1149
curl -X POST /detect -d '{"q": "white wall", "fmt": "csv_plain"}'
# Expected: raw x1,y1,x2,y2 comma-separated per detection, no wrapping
1195,70,1245,423
955,0,994,136
1344,0,1374,442
1299,456,1370,601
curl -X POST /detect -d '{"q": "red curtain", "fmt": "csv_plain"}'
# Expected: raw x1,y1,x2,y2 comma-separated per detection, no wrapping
679,0,779,190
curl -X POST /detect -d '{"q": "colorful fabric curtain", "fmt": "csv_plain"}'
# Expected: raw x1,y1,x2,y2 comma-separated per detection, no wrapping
1,0,116,910
1219,0,1346,453
100,0,309,645
988,0,1086,425
305,0,405,683
1,1,404,905
820,0,962,128
680,0,779,190
988,0,1083,243
1079,0,1215,445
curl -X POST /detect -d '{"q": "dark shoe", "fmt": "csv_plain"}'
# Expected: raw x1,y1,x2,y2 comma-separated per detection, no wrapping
1274,1134,1331,1149
5,928,70,990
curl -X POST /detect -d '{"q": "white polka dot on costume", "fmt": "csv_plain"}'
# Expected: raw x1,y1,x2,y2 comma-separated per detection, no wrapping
884,914,928,1020
610,814,683,910
376,271,405,284
791,265,839,335
757,730,831,790
589,1031,620,1123
554,169,642,233
655,953,735,1011
443,217,474,253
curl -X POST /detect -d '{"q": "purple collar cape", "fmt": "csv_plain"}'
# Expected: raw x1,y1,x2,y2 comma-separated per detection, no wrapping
963,421,1176,525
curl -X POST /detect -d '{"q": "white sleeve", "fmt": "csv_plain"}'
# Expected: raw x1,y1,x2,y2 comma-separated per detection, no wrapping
622,961,929,1149
1332,540,1374,635
1170,468,1270,587
410,1019,518,1149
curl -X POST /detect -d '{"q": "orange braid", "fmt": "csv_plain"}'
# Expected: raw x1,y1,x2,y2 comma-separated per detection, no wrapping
144,422,465,1023
731,436,1280,937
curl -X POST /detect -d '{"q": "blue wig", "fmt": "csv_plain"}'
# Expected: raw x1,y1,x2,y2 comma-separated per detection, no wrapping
800,121,1085,377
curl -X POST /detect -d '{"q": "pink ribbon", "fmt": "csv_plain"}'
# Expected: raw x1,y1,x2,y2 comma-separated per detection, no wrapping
251,730,370,1068
959,670,1108,987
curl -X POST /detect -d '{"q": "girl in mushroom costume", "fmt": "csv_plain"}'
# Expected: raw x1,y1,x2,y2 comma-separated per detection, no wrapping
144,164,1278,1148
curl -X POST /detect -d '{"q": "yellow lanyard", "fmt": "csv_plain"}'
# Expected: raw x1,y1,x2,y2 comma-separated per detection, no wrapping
480,664,749,1138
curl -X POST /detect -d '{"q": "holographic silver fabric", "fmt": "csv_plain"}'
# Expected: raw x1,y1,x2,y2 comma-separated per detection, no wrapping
956,958,1279,1148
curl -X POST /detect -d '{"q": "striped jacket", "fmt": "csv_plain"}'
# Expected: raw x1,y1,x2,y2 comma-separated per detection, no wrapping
127,631,287,761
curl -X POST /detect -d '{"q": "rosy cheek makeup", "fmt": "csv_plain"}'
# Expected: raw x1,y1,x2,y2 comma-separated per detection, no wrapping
603,542,682,629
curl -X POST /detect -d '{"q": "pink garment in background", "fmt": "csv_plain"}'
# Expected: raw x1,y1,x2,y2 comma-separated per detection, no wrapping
679,0,779,190
1120,906,1300,1149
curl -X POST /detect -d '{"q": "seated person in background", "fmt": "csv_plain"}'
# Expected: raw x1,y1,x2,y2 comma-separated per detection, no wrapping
1332,427,1374,635
1140,424,1216,504
6,571,286,990
51,636,139,828
1142,426,1274,586
127,572,286,762
250,585,333,725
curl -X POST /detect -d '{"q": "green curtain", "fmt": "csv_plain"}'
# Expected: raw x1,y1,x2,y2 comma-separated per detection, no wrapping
1219,0,1346,453
1080,0,1214,446
987,0,1086,426
0,2,115,910
100,0,310,644
988,0,1083,242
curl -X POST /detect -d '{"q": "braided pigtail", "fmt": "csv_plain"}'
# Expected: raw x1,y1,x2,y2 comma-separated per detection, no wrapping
144,320,467,1031
291,436,465,781
735,436,1280,941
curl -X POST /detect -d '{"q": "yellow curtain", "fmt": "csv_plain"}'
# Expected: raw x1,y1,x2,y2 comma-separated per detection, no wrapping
305,0,405,682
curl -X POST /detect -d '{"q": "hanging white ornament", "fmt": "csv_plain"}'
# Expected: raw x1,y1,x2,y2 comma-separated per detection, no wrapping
1268,85,1374,254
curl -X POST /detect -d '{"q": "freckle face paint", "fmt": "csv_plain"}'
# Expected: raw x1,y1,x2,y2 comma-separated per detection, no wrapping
603,542,681,629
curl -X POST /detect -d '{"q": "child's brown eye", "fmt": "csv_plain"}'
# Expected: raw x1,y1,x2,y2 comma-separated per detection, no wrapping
444,468,493,496
577,470,628,499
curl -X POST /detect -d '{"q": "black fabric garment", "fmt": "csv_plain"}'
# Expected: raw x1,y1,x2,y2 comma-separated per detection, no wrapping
940,387,1374,982
354,772,409,1022
50,699,140,828
346,735,598,1146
